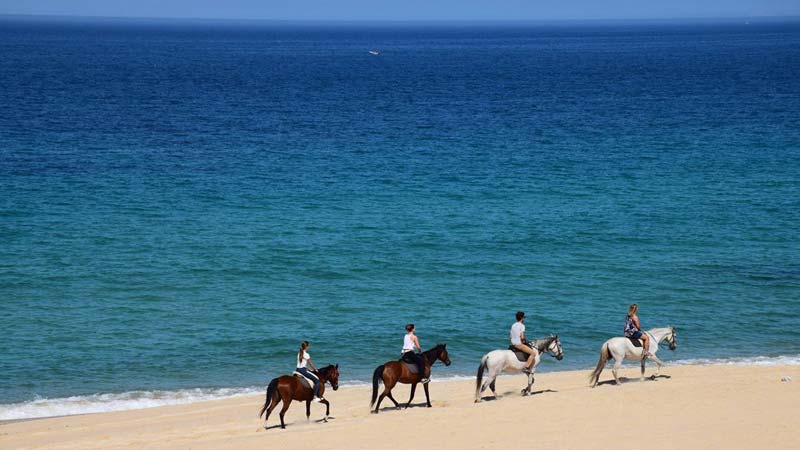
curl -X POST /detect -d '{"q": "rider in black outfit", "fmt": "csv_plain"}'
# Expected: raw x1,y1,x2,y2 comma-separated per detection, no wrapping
400,323,429,384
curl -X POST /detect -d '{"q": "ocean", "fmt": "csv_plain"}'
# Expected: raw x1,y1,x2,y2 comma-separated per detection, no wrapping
1,16,799,420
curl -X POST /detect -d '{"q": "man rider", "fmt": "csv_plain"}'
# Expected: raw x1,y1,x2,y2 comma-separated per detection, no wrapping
510,311,536,373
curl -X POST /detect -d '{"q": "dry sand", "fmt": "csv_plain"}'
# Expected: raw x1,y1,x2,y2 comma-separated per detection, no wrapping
2,364,798,450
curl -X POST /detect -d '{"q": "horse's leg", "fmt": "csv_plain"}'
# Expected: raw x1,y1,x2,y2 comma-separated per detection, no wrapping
612,357,623,385
422,381,432,407
523,368,537,395
640,359,646,381
374,375,396,413
484,365,500,399
278,398,291,429
321,398,330,421
405,383,418,408
264,390,281,429
386,391,401,409
649,353,665,378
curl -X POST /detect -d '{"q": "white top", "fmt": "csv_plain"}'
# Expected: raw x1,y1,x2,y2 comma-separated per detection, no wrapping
297,351,311,369
510,321,525,346
402,334,416,353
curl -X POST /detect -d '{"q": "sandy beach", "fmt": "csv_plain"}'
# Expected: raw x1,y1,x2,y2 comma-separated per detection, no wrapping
2,364,797,450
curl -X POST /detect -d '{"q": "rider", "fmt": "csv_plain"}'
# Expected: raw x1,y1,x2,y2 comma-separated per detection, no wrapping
296,341,324,402
624,304,651,359
400,324,429,384
510,311,536,373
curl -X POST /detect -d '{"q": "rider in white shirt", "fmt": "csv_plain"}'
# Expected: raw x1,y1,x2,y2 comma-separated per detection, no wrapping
296,341,324,402
400,323,429,384
510,311,536,373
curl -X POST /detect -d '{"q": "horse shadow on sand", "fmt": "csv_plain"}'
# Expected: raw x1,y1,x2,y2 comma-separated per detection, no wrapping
478,388,558,402
263,416,336,430
595,374,671,387
375,402,431,412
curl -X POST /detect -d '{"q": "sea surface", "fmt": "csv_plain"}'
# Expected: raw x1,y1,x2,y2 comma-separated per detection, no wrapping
1,16,799,420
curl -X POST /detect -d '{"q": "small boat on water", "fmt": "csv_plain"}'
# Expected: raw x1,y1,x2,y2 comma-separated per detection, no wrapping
369,50,380,56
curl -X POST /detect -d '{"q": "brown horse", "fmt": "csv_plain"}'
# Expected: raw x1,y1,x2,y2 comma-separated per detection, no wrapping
370,344,451,414
258,364,340,429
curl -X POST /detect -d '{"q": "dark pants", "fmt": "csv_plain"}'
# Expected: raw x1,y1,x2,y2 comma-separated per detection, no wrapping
296,367,320,397
400,352,427,379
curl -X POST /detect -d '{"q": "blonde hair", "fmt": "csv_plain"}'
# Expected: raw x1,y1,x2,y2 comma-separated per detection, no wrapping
627,304,638,317
298,341,309,364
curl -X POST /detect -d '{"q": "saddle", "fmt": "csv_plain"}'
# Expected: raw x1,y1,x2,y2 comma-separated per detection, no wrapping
626,337,644,348
508,345,530,362
401,362,420,374
292,371,315,389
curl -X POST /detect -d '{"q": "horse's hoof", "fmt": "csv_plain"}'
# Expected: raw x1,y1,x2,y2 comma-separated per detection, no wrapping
370,410,378,415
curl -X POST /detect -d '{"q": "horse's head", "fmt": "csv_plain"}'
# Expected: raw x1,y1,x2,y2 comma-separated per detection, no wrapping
549,335,564,361
438,343,451,366
321,364,340,391
666,327,677,351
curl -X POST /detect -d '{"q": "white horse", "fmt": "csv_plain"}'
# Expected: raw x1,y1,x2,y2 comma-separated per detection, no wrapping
589,327,677,387
475,336,564,402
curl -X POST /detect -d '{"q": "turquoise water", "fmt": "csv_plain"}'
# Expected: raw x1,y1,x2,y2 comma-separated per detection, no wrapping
1,17,799,417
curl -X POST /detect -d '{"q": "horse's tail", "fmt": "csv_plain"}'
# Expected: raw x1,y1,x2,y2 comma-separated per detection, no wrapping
589,342,610,387
475,354,489,400
259,377,279,418
370,364,385,408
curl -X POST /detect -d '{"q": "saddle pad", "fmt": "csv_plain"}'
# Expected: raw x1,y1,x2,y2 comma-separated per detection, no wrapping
401,362,419,374
508,346,529,362
626,337,643,347
292,371,313,389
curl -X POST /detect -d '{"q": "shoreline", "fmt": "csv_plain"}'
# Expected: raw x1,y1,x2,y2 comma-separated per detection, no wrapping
1,364,797,450
3,354,800,422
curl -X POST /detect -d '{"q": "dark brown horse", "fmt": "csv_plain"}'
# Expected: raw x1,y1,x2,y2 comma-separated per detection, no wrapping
259,364,340,429
370,344,451,414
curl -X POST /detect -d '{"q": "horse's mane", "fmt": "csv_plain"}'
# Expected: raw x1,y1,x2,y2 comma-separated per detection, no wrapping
532,336,556,351
421,343,446,361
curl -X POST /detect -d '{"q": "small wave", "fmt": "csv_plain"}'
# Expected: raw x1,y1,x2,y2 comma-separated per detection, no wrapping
670,354,800,367
4,357,797,421
0,387,262,421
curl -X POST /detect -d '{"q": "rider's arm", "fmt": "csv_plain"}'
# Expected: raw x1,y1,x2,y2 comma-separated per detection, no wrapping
307,358,317,371
412,335,421,352
632,314,642,330
521,330,528,344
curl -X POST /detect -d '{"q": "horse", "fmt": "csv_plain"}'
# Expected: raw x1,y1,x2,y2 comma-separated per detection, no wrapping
370,344,451,413
474,335,564,402
258,364,340,429
589,327,677,387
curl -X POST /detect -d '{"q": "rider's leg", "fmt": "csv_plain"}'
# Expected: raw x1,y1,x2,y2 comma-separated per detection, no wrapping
642,334,651,358
414,354,429,383
514,345,536,370
299,368,322,399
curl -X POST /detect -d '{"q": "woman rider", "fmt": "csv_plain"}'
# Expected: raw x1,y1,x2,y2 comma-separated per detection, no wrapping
400,324,429,384
624,304,651,359
295,341,324,402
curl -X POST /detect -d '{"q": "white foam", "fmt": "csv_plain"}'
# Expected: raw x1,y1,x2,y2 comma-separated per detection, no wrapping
669,354,800,367
0,387,262,421
4,356,798,421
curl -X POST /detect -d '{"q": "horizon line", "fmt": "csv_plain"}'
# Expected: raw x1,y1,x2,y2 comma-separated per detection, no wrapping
2,13,800,25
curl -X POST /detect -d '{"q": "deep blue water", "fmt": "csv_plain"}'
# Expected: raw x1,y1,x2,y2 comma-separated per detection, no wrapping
1,17,800,407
